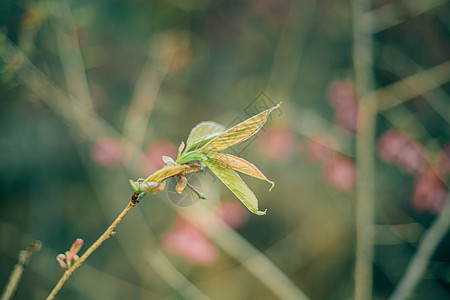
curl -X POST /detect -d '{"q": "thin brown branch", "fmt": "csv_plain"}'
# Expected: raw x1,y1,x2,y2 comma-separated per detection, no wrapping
46,201,136,300
1,241,42,300
0,220,158,298
389,198,450,300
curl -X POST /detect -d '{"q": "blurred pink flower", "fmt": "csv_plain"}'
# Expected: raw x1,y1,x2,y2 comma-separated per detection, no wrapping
327,79,358,133
324,156,356,191
215,200,248,229
396,139,425,175
91,137,123,167
328,80,358,109
412,170,447,214
377,130,425,175
307,134,338,164
162,201,249,266
258,127,295,161
377,130,408,163
334,105,358,133
306,135,355,191
144,140,178,173
162,220,219,266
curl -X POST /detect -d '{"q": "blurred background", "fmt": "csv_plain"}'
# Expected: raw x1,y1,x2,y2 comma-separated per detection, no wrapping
1,0,449,299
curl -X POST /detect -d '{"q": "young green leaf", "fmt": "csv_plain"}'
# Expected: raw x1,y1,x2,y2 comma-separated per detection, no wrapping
204,157,267,215
177,141,185,159
176,151,207,165
199,103,281,152
162,156,177,165
143,163,201,183
205,152,274,191
185,121,225,150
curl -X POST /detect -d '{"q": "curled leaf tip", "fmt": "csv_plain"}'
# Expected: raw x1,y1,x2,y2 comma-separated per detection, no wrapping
268,181,275,192
56,254,68,270
256,209,267,216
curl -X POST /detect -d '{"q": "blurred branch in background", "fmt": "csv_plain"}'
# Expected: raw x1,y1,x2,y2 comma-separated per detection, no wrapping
1,36,120,143
389,196,450,300
146,249,210,300
377,44,450,124
381,105,437,153
362,0,448,34
294,106,355,157
375,60,450,114
121,35,168,152
0,240,41,300
267,0,316,101
51,0,94,111
352,1,377,300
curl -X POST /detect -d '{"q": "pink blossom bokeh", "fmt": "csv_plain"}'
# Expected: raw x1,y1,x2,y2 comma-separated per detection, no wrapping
307,134,356,191
143,140,178,173
162,219,220,266
214,200,248,229
325,156,357,192
377,130,448,214
91,137,124,167
377,130,425,175
258,127,295,161
162,201,248,266
412,170,447,214
327,79,358,133
307,134,338,164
